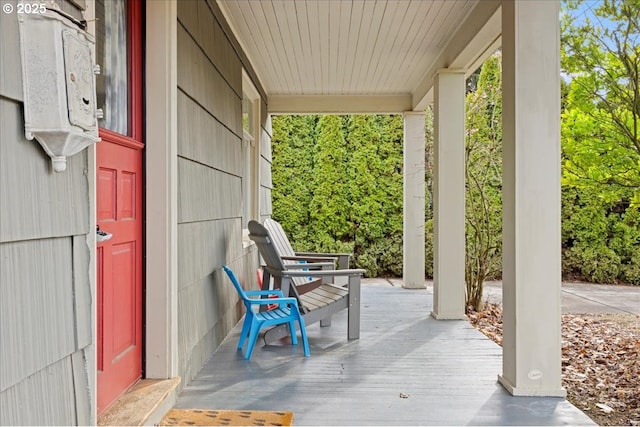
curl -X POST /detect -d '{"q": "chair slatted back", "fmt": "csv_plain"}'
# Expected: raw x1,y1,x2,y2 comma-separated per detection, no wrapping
248,220,306,306
248,220,286,272
264,218,296,257
263,218,316,287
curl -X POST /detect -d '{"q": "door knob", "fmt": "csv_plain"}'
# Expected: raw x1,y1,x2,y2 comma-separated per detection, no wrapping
97,226,113,242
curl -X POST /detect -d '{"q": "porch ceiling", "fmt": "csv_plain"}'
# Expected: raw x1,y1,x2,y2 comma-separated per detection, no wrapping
217,0,502,113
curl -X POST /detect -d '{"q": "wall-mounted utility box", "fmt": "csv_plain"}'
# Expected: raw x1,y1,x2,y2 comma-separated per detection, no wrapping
19,10,101,172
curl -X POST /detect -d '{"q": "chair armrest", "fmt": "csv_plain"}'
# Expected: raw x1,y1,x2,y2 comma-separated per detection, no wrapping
295,252,351,269
282,255,337,263
283,261,335,270
267,267,365,277
295,251,351,257
245,289,284,298
248,297,299,307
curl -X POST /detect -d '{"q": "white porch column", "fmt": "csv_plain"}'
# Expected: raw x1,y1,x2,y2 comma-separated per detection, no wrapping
431,70,466,320
403,112,426,289
499,0,565,397
145,0,179,379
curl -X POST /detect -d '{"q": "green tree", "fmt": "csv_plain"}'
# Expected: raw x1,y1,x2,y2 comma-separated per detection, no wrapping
347,115,386,275
562,187,640,284
424,107,435,279
464,53,503,311
560,0,640,285
353,115,405,276
271,115,317,247
308,115,353,253
561,0,640,205
377,115,406,276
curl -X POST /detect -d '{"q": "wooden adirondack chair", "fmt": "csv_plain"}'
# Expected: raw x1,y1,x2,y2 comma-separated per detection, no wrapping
248,220,364,344
263,218,352,290
222,265,310,359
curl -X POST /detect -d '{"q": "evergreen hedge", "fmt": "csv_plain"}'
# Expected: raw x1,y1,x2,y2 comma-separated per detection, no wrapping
271,112,639,285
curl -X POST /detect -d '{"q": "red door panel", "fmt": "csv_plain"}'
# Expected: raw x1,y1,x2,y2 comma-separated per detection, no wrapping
112,241,136,354
95,0,144,414
97,246,105,372
97,168,117,221
97,134,143,413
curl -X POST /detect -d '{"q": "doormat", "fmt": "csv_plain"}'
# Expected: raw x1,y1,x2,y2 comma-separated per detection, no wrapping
160,409,294,426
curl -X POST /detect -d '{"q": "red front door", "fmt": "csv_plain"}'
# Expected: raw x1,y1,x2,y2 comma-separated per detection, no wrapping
95,0,144,414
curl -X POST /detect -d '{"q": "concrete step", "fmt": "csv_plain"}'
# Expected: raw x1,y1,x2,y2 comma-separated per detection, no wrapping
97,377,181,426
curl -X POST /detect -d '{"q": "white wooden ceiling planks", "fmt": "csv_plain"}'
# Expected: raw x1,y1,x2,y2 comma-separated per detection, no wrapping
217,0,494,112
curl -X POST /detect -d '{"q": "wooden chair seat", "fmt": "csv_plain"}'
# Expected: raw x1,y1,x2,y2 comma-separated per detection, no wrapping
299,284,348,312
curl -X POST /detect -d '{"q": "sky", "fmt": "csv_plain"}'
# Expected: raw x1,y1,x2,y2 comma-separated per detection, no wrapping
562,0,620,34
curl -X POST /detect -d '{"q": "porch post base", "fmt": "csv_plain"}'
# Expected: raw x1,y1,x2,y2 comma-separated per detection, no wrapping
402,282,426,290
498,375,567,398
430,310,465,320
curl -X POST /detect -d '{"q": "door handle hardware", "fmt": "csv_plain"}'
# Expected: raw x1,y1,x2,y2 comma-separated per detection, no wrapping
97,226,113,242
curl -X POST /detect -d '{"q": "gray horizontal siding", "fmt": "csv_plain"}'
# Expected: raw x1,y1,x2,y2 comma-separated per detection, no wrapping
0,99,89,243
259,117,272,218
198,0,243,97
72,235,92,351
177,23,241,136
176,0,255,388
177,90,242,177
0,13,22,101
177,218,242,289
259,156,272,190
0,352,81,426
260,99,269,134
67,0,87,10
203,0,266,101
177,270,236,360
177,158,242,223
0,237,78,392
57,0,84,20
71,349,92,425
177,0,243,98
260,147,272,218
260,126,272,164
0,9,93,411
260,187,273,218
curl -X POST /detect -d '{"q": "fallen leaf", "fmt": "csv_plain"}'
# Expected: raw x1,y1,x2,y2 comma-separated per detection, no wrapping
596,403,614,414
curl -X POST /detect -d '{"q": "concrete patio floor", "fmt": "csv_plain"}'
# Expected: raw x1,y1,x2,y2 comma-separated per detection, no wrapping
173,281,595,426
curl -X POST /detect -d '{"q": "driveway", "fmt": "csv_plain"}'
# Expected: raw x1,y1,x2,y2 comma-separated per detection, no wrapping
482,281,639,315
363,278,640,315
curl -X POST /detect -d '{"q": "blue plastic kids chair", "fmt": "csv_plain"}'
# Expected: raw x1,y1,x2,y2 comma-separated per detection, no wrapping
222,265,310,359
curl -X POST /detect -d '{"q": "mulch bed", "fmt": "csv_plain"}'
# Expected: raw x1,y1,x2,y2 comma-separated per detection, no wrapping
468,304,640,426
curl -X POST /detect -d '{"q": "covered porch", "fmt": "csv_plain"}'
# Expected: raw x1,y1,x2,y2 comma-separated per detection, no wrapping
208,0,565,397
141,0,567,422
0,0,574,424
172,282,593,425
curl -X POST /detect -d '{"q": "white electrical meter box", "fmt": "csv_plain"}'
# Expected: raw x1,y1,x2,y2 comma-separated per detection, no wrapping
19,10,101,172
